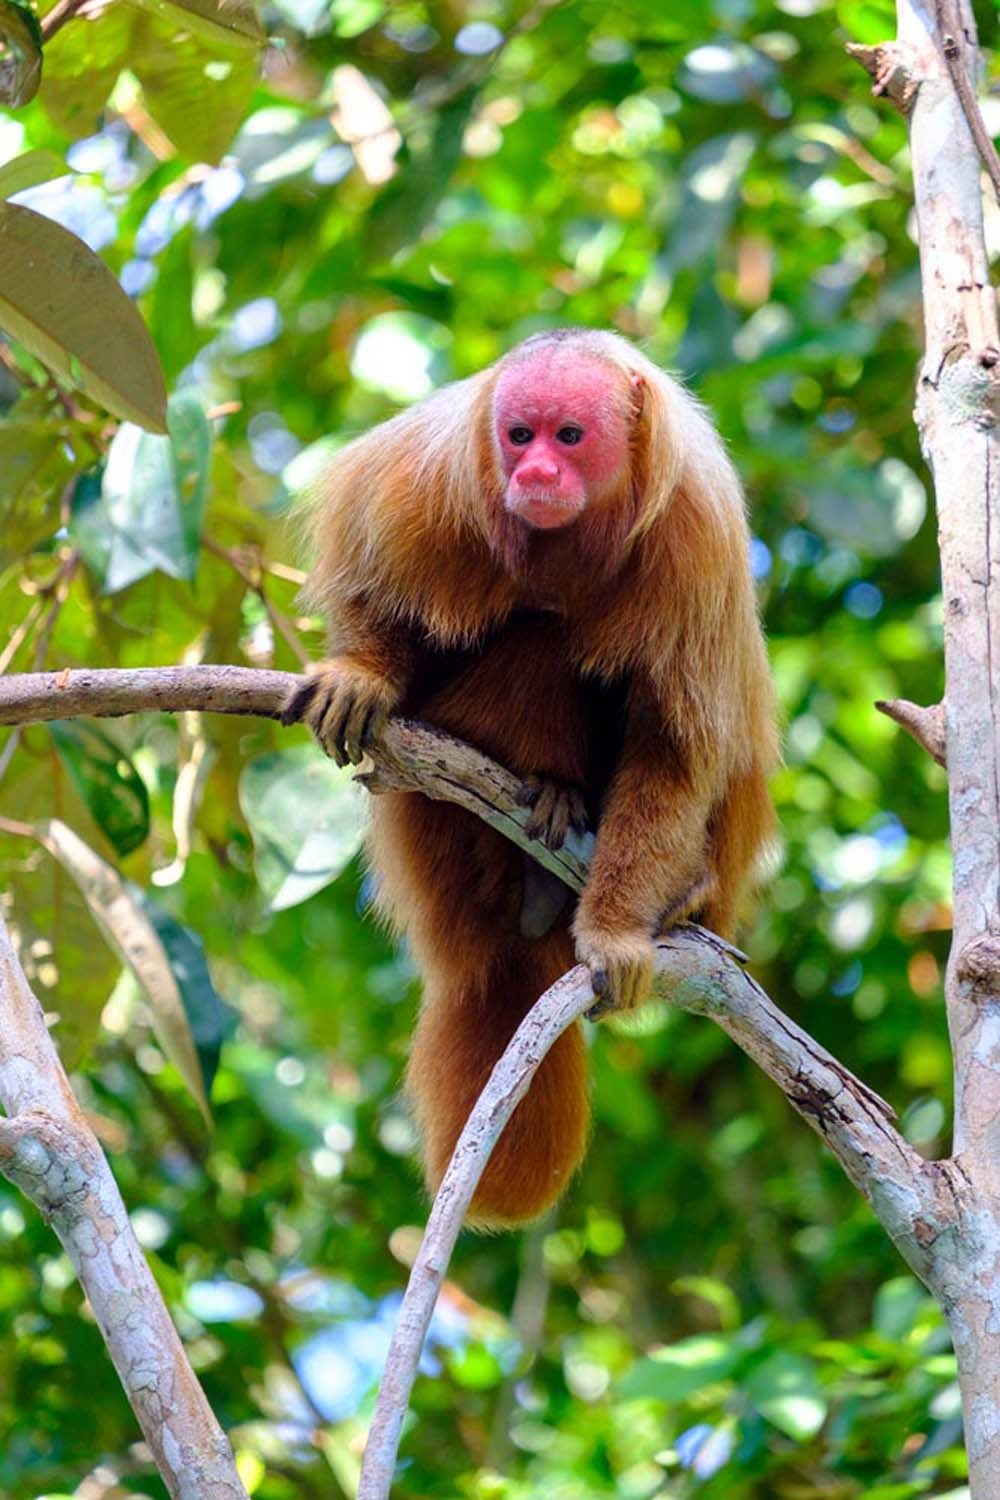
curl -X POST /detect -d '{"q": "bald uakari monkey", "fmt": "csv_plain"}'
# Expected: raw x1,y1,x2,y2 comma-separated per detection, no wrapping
284,328,778,1227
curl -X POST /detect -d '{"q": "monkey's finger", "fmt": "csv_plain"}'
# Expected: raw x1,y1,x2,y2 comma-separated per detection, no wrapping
317,687,353,766
342,691,376,765
526,782,558,844
361,700,391,751
543,792,571,851
280,676,320,727
585,970,615,1021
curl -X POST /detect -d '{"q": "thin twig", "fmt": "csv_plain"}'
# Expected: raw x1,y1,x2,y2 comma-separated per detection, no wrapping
935,0,1000,209
40,0,99,42
875,697,947,765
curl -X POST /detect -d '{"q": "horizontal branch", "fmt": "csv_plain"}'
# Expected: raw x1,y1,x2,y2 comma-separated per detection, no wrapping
0,665,591,890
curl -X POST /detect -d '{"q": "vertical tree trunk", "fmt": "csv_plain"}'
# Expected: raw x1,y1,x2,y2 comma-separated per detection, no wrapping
869,2,1000,1489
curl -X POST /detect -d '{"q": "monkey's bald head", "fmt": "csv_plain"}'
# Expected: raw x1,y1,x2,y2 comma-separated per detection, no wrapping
493,344,643,532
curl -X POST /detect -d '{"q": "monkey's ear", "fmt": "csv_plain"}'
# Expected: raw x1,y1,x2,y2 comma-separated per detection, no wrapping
628,370,646,419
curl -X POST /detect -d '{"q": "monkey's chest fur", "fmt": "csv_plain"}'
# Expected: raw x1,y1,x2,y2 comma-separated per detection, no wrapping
368,610,626,948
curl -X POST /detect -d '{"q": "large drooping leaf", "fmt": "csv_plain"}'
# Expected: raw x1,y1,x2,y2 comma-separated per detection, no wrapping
37,817,211,1124
69,392,211,592
48,720,150,858
0,0,42,107
239,745,367,911
0,199,167,430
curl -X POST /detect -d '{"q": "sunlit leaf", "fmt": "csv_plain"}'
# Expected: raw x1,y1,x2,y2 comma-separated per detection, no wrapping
0,200,167,430
38,1,132,137
239,745,367,910
69,392,211,592
130,7,262,164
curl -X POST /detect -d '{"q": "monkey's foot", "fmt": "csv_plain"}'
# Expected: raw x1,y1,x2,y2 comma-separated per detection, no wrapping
280,660,398,767
573,926,655,1018
516,774,588,852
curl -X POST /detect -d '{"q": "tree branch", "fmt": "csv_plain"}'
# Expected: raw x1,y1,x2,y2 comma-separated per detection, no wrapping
0,665,592,889
0,920,249,1500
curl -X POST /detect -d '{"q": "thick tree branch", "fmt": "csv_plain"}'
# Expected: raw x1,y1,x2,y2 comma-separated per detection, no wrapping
0,919,248,1500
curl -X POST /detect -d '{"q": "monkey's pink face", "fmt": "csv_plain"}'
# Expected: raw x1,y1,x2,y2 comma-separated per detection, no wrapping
493,355,636,531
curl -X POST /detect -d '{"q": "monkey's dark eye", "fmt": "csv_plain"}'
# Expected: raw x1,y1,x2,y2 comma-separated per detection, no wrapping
556,425,584,445
508,426,534,445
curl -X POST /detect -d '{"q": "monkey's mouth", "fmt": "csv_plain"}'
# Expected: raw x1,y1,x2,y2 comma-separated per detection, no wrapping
506,494,584,531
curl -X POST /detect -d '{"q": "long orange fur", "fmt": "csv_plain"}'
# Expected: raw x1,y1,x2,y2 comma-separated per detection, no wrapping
292,329,778,1228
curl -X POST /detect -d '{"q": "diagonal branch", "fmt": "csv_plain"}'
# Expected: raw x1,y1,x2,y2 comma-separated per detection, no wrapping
358,926,939,1500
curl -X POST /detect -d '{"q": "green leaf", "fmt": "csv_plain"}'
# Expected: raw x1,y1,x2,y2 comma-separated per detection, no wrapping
38,0,132,137
745,1351,827,1441
0,199,167,430
130,5,262,164
139,894,237,1094
0,0,42,107
0,148,68,199
70,392,211,592
618,1335,741,1403
239,745,367,910
48,720,151,857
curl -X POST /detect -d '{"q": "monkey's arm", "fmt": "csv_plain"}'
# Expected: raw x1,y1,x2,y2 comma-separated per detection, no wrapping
573,698,715,1012
281,598,416,766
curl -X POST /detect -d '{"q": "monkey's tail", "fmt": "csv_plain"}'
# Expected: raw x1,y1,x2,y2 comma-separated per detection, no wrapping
405,929,589,1228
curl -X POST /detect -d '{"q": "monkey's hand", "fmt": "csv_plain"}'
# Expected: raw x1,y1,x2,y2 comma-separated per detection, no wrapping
516,774,588,852
573,923,655,1018
281,659,400,767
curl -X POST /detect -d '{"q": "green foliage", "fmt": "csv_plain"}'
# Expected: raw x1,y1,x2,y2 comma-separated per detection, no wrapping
0,0,990,1494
